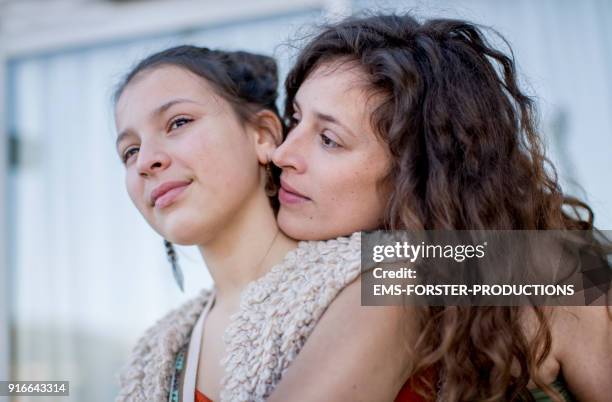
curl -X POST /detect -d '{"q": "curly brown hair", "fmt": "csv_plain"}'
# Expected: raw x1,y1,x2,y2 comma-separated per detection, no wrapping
284,13,602,401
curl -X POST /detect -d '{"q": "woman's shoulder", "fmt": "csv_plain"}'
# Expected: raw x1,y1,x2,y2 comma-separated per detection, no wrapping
547,306,611,360
520,306,612,400
550,306,612,401
532,306,612,356
115,288,214,402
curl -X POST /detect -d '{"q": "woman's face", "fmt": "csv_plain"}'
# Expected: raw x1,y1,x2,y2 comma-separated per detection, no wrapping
115,65,264,245
272,61,391,240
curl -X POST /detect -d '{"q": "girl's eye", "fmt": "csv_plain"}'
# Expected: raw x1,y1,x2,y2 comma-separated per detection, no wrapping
122,147,139,163
169,117,193,130
320,133,340,149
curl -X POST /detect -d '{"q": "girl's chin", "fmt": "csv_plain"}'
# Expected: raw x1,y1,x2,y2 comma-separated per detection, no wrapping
153,221,201,245
160,229,200,246
159,222,217,246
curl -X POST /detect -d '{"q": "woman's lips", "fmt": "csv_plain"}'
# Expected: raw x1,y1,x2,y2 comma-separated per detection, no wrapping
279,180,310,205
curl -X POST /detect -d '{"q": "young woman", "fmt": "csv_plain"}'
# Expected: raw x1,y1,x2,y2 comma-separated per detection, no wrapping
113,46,416,402
267,13,612,402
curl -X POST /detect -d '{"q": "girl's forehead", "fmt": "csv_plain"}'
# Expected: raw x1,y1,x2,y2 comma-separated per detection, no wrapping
115,67,223,122
120,66,212,101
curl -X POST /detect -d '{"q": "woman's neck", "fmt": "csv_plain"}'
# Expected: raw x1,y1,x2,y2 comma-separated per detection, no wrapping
197,193,297,309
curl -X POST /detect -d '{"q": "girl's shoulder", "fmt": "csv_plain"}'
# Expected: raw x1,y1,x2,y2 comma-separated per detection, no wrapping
115,288,214,402
144,288,214,339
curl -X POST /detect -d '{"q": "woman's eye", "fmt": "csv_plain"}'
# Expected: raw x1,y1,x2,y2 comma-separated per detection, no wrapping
169,117,192,130
122,147,139,163
320,133,340,148
285,117,299,137
288,114,300,128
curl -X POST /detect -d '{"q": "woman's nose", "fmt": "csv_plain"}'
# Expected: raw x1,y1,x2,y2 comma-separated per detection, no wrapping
272,128,307,174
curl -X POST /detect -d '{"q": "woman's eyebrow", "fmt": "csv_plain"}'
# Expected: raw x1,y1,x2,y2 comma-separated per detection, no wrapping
314,111,357,139
294,99,357,139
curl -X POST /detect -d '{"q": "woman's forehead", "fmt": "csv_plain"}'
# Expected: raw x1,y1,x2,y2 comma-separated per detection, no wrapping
297,61,382,137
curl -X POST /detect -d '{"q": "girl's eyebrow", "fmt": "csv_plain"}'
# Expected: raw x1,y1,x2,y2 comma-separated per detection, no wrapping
151,98,200,118
115,130,135,153
116,98,202,151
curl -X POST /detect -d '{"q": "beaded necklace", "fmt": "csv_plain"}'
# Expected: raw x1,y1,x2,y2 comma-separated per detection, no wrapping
169,344,188,402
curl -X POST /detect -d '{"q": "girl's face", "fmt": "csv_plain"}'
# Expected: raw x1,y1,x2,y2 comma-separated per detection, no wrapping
115,65,266,245
272,62,391,240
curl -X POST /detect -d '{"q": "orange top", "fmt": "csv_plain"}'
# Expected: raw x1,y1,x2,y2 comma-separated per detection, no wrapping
195,389,213,402
395,379,428,402
195,380,427,402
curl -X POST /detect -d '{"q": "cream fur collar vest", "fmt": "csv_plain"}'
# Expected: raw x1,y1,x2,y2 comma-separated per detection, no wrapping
116,233,361,402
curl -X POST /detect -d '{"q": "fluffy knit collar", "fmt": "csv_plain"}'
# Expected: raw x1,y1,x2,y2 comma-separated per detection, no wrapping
116,232,361,402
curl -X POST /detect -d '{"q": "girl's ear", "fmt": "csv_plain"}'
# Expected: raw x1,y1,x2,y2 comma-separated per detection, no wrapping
251,109,283,164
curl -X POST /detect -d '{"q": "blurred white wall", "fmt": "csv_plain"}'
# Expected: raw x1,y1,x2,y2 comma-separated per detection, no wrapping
1,1,611,401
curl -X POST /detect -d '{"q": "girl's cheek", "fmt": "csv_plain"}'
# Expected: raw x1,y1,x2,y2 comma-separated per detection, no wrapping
126,175,143,208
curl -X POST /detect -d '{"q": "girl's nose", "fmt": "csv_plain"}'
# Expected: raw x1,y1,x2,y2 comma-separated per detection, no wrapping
136,142,171,177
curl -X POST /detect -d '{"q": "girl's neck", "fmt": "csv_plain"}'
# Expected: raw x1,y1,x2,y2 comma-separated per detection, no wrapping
197,193,297,310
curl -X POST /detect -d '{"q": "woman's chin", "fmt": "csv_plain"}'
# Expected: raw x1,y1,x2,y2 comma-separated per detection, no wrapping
278,211,321,241
278,209,363,241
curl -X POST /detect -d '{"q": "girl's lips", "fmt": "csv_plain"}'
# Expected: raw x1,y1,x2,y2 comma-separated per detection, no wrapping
278,185,310,205
154,183,190,209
